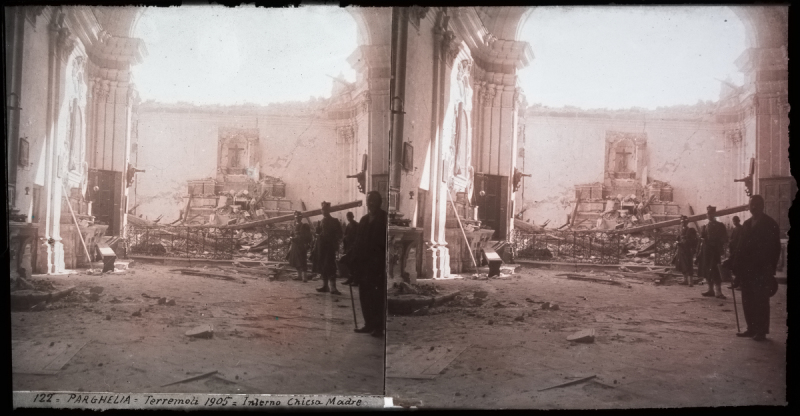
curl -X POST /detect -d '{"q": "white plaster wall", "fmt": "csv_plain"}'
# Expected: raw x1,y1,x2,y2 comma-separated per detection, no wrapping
16,16,52,222
134,107,352,223
398,16,435,227
521,111,735,227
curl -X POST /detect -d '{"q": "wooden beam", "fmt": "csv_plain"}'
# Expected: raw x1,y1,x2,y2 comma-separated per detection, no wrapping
611,204,748,234
221,200,362,230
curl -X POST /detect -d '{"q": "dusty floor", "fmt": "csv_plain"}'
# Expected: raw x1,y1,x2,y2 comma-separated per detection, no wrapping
385,267,787,409
11,262,384,395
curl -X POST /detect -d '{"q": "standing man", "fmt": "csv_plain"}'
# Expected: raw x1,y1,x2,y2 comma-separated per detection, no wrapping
316,202,344,295
731,195,781,341
342,191,387,338
697,206,728,298
672,215,698,286
721,216,744,285
340,212,359,286
288,211,313,283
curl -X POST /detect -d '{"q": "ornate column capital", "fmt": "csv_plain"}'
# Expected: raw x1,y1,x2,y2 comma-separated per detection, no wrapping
441,30,461,66
408,6,430,30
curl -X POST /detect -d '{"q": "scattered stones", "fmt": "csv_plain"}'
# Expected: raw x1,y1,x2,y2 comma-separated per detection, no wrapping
541,302,551,310
88,293,101,302
474,291,489,299
567,329,596,343
89,286,104,294
110,297,123,304
158,297,167,305
488,320,494,325
106,315,112,320
514,315,525,322
550,303,560,311
186,324,214,339
132,309,142,317
166,299,176,306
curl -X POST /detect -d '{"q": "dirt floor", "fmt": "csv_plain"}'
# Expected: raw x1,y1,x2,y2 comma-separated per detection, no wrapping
11,262,384,395
385,267,787,409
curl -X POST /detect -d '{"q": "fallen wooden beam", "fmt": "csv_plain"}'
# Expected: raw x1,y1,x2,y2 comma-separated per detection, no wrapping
558,274,625,286
160,370,218,387
176,269,245,283
221,200,362,230
610,204,748,234
514,219,546,234
538,375,597,392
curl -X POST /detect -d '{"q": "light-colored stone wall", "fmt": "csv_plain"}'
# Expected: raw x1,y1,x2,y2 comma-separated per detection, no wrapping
399,14,436,226
16,14,52,222
519,108,747,227
133,102,361,223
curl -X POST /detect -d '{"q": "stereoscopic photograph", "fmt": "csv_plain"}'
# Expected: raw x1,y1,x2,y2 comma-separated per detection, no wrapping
5,3,789,410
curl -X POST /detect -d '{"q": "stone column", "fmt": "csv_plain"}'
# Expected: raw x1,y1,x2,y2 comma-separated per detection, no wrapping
86,36,145,236
38,14,77,274
348,44,390,211
735,46,789,194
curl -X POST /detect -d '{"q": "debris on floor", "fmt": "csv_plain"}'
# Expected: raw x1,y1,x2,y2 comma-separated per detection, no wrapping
160,370,219,388
186,324,214,339
538,375,597,392
567,329,596,343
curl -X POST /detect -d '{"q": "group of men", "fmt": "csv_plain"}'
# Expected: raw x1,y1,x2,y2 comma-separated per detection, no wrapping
673,195,781,341
286,191,387,337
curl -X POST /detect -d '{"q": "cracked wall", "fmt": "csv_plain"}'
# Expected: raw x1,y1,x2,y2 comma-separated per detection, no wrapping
133,102,357,223
519,108,740,226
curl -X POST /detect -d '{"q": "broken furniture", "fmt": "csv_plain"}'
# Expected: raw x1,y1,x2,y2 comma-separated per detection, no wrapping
8,221,38,281
389,225,423,283
95,238,117,273
481,246,503,277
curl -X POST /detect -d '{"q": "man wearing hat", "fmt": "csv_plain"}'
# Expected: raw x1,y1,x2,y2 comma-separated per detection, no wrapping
730,195,781,341
315,201,343,294
672,215,698,286
341,190,387,337
288,211,313,282
696,205,728,298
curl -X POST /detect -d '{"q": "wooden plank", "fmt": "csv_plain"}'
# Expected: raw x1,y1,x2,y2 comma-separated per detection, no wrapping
12,339,86,375
42,340,88,372
222,200,362,230
612,204,748,234
421,344,469,376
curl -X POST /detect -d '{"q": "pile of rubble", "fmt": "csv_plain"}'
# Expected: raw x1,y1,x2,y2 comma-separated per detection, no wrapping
621,235,657,263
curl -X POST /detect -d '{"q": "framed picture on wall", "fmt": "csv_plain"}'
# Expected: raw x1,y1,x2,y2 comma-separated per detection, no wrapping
402,142,413,171
18,137,29,167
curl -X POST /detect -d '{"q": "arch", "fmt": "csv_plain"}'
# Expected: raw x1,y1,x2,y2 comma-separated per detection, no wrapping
498,5,787,53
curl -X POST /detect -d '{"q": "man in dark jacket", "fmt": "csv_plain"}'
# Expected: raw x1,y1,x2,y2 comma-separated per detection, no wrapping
287,211,313,283
673,216,698,286
340,212,359,286
342,191,387,338
731,195,781,341
316,202,343,295
697,205,728,298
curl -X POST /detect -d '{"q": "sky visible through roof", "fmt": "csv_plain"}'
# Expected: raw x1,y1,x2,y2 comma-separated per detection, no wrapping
132,6,747,110
517,6,747,110
132,5,358,106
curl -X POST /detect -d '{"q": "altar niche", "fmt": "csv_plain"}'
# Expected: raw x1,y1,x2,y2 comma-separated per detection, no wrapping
604,131,647,182
218,128,259,176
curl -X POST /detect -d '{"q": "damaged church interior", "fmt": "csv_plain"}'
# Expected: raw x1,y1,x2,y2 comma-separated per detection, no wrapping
5,4,792,410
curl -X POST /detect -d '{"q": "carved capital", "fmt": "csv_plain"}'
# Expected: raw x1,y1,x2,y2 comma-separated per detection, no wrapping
56,28,77,63
408,6,430,30
441,30,460,66
24,6,46,27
